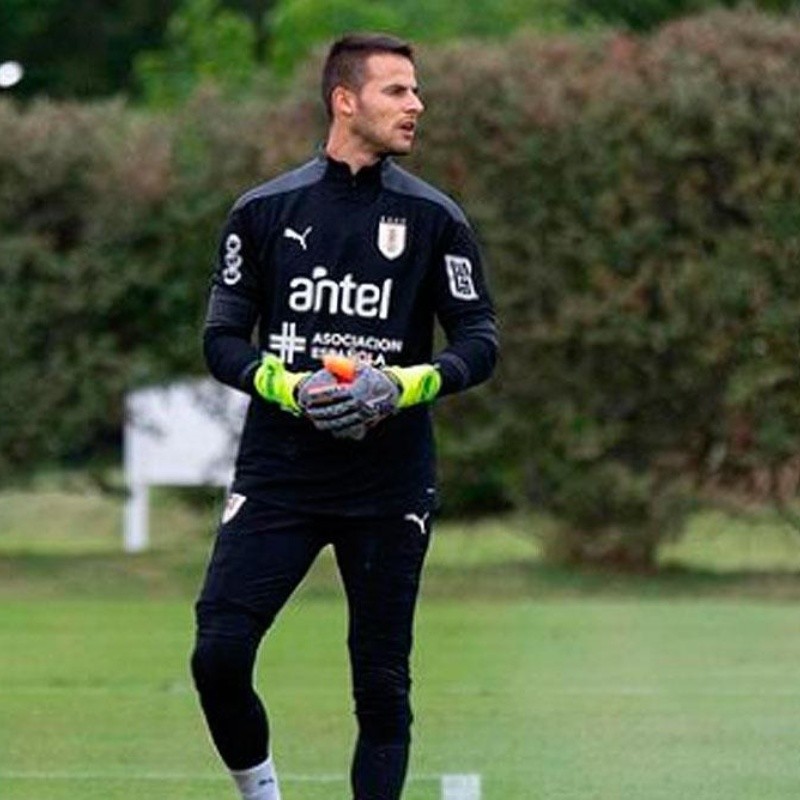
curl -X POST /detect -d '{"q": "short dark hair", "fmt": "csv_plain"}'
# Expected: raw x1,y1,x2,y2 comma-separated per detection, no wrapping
321,33,414,120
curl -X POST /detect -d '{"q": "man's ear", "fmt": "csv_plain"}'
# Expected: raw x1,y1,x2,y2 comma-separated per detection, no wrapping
331,85,357,118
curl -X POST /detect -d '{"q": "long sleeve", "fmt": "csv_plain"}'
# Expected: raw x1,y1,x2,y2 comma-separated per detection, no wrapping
203,285,261,393
432,218,499,396
202,207,262,394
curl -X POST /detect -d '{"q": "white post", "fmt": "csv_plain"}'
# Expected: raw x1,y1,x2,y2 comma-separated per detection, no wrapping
124,484,149,553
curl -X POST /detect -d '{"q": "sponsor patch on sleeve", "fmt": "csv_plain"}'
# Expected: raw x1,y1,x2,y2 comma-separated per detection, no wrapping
222,233,243,286
445,254,479,301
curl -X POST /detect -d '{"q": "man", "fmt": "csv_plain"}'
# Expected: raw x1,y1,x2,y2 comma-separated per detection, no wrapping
191,33,498,800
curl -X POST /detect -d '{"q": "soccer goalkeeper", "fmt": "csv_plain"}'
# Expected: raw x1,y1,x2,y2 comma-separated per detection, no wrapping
191,33,498,800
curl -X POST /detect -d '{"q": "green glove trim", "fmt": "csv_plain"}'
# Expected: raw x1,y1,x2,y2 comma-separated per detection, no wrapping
253,353,310,414
383,364,441,408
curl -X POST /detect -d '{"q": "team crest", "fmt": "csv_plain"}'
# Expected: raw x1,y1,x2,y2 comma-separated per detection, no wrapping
221,493,247,524
377,216,407,260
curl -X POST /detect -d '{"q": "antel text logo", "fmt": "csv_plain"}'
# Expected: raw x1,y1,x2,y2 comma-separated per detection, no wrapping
288,266,393,320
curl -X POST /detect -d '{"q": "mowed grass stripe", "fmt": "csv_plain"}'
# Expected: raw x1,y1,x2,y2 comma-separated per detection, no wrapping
3,598,800,799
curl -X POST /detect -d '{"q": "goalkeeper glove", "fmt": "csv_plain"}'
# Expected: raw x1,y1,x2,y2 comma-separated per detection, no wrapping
382,364,441,407
304,361,441,439
297,366,367,440
252,353,311,414
296,357,373,439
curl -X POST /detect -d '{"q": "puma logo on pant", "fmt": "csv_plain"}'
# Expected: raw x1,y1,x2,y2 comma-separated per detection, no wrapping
404,512,430,536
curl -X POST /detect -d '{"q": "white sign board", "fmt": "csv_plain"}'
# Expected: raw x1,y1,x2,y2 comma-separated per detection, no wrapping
123,378,249,551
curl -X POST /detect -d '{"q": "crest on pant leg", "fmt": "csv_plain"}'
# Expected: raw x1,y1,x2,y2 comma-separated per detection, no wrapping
222,493,247,524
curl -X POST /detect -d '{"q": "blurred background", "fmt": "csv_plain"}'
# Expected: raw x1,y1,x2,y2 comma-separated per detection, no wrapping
3,2,800,798
2,0,800,567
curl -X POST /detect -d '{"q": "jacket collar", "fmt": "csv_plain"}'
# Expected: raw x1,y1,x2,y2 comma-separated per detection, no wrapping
319,151,389,188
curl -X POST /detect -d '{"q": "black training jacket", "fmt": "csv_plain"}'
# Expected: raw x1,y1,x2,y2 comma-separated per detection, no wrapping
203,153,498,516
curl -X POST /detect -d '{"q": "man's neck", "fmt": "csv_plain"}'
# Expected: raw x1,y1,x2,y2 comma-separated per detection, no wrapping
324,130,380,174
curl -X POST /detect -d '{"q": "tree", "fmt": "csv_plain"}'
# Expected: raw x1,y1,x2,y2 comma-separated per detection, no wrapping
266,0,573,75
565,0,800,30
0,0,175,98
135,0,259,105
227,0,275,60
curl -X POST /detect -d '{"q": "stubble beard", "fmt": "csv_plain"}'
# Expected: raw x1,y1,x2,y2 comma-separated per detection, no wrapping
352,117,412,159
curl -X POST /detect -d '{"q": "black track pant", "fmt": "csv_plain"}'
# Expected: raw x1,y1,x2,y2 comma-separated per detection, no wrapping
190,497,431,800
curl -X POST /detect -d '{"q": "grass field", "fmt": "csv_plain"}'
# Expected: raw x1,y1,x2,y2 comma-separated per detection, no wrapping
3,484,800,799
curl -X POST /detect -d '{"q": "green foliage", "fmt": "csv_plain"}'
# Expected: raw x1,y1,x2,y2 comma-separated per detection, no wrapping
3,0,800,101
3,10,800,567
268,0,401,76
566,0,800,30
0,84,310,477
266,0,575,75
265,0,800,76
135,0,259,106
415,9,800,563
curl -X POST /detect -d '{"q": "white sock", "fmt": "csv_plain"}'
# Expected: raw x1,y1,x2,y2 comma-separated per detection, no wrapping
231,756,282,800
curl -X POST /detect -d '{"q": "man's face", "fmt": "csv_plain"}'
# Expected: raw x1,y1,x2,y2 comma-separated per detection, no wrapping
348,53,424,157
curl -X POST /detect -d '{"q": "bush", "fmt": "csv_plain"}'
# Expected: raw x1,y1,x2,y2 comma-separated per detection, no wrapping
414,10,800,562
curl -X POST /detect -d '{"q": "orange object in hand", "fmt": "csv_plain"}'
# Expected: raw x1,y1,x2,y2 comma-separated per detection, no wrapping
323,354,358,383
